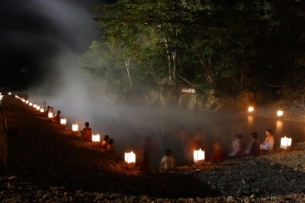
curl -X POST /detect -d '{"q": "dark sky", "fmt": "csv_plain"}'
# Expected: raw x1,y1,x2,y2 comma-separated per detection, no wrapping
0,0,114,90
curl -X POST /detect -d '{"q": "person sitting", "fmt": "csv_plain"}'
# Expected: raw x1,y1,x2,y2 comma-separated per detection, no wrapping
246,132,260,155
139,153,150,175
81,122,92,141
106,138,115,153
160,149,175,172
101,135,109,149
229,134,246,158
53,110,61,124
45,106,50,117
212,139,224,162
260,129,274,151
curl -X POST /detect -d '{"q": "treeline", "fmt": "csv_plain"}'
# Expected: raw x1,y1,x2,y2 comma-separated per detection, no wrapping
79,0,305,97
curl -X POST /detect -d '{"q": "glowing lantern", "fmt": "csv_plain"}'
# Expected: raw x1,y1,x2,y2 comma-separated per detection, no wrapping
92,133,100,142
60,118,67,125
277,110,283,117
48,112,53,118
72,124,78,132
281,136,292,149
193,148,205,163
36,106,40,110
15,95,17,98
40,109,44,113
21,99,25,102
8,92,11,95
25,100,29,104
125,151,136,164
29,103,33,106
248,106,254,113
33,104,37,108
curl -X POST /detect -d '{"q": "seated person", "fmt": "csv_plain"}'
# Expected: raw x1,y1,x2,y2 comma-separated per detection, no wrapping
212,139,224,162
160,149,175,171
53,110,61,124
260,129,274,151
229,134,246,158
139,153,150,174
81,122,92,141
106,138,115,153
246,132,260,155
101,135,109,149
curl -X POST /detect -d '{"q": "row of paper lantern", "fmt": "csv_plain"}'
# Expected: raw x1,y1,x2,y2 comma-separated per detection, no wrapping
248,106,284,117
14,96,290,164
0,92,11,95
15,96,102,143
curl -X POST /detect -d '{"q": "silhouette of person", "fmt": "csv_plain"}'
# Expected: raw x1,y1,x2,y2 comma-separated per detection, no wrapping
81,122,92,141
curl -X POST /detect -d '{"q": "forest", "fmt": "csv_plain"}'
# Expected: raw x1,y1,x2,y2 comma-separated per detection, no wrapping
79,0,305,101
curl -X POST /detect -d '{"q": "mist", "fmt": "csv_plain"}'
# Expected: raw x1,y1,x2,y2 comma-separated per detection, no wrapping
17,0,261,169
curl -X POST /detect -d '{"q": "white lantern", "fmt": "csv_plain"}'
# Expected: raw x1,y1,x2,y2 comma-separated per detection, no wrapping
281,136,292,149
29,102,33,106
60,118,67,125
277,110,283,117
8,92,11,95
48,112,53,118
193,148,205,163
92,133,100,142
25,100,29,104
125,151,136,164
33,104,37,108
21,99,25,102
72,124,78,132
248,106,254,113
40,108,44,113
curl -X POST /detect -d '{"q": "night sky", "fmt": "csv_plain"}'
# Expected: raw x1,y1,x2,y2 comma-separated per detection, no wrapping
0,0,114,90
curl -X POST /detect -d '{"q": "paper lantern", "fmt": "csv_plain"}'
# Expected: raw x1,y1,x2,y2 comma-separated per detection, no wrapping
8,92,11,95
40,109,44,113
29,102,33,106
33,104,37,108
277,110,283,117
248,106,254,113
193,148,205,163
36,106,40,110
92,133,100,142
60,118,67,125
281,136,292,149
25,100,29,104
48,112,53,118
125,151,136,164
21,99,25,102
72,124,78,132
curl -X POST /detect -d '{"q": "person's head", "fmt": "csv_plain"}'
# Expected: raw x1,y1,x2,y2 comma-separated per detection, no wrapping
104,135,109,141
266,129,273,136
236,134,243,139
251,132,258,139
108,138,114,145
85,122,89,127
57,110,61,115
165,149,172,156
47,106,50,109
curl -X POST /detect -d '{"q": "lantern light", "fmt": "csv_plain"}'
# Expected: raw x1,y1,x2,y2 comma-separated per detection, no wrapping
25,100,29,104
72,124,78,132
29,103,33,106
40,108,44,113
277,110,283,117
248,106,254,113
125,151,136,164
92,133,100,142
33,104,37,108
36,106,40,110
48,112,53,118
21,99,25,102
193,148,205,163
60,118,67,125
281,136,292,149
8,92,11,95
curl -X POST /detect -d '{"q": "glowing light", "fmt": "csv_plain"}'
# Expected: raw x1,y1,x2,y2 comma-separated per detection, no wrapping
92,133,100,142
29,103,33,106
248,106,254,112
193,148,205,163
21,99,25,102
33,104,37,108
125,151,136,164
8,92,11,95
181,88,196,93
277,110,283,117
60,118,67,125
36,106,40,110
72,124,78,132
48,112,53,118
40,109,44,113
25,100,29,104
280,136,292,149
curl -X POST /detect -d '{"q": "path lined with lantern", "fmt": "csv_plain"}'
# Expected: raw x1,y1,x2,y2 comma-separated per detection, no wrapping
2,95,305,201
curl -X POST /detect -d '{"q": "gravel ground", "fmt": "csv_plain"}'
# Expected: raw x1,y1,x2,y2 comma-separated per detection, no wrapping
1,96,305,202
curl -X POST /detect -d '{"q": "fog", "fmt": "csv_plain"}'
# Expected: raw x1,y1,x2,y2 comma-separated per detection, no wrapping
14,0,305,169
